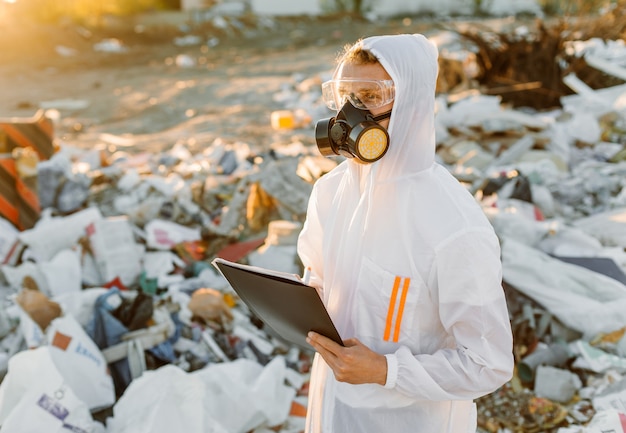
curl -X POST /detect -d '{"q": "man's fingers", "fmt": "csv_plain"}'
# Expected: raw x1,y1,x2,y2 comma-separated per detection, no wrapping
342,338,360,347
307,331,342,354
306,333,387,385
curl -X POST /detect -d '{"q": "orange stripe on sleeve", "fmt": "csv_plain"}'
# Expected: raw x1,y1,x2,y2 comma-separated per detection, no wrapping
393,278,411,343
383,276,401,341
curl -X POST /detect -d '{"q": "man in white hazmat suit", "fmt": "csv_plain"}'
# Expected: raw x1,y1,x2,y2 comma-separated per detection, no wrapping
297,34,514,432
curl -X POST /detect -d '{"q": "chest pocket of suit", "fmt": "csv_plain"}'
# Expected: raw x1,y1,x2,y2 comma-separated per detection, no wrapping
354,256,424,346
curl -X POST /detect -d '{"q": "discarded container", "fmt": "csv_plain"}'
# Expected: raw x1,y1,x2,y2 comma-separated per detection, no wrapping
87,216,144,287
0,110,56,160
518,342,572,383
270,109,311,130
247,220,303,274
271,110,296,130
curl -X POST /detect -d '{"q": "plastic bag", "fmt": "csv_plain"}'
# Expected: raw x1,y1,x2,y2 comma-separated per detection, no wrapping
0,313,115,421
46,315,116,410
501,238,626,338
107,356,296,433
0,347,106,433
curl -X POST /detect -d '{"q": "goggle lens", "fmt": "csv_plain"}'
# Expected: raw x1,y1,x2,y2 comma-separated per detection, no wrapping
322,79,395,110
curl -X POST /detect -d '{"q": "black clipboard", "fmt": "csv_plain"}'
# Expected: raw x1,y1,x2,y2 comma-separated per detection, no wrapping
212,257,343,350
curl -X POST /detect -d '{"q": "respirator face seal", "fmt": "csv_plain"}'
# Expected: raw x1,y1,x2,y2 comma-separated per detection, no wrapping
315,100,391,164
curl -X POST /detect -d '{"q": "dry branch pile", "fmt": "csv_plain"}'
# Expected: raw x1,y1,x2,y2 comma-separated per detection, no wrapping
441,2,626,110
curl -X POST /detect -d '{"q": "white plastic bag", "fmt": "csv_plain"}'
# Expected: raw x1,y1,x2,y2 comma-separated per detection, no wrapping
39,249,82,297
107,356,296,433
17,304,46,349
501,238,626,337
106,364,231,433
0,314,116,418
53,288,109,329
18,207,102,262
0,347,106,433
46,315,116,411
195,356,295,432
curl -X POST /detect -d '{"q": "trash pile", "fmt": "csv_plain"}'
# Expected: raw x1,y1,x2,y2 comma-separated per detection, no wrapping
1,11,626,433
432,12,626,433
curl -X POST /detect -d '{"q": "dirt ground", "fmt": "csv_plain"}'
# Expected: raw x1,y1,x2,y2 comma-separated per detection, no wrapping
1,12,448,155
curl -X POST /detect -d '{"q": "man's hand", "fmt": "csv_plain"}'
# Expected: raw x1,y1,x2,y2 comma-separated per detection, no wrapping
306,331,387,385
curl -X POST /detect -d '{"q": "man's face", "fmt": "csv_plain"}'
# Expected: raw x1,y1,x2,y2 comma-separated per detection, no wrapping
334,61,394,130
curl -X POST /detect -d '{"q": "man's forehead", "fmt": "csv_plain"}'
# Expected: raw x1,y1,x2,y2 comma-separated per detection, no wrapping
335,62,391,81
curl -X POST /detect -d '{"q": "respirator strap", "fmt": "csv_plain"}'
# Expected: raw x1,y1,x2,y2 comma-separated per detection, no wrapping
371,110,392,122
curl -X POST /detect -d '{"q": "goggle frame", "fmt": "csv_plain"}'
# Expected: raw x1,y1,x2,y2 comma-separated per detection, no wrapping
321,79,395,111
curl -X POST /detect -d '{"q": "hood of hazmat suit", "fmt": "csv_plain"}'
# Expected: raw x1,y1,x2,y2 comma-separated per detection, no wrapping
297,34,514,433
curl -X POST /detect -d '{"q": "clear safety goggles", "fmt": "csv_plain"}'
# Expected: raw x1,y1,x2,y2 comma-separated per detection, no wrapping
321,79,395,110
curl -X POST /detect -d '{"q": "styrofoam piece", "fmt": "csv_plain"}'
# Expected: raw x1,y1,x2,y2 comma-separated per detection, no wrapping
88,216,144,286
534,365,581,403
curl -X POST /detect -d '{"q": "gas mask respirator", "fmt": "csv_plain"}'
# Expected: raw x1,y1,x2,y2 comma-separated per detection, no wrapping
315,101,391,164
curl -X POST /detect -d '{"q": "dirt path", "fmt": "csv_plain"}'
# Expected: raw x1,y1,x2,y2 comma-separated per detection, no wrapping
1,13,434,154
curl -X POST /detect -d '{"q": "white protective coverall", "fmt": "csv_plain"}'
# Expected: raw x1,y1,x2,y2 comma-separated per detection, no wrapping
297,34,514,433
